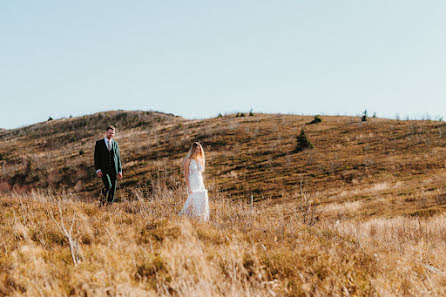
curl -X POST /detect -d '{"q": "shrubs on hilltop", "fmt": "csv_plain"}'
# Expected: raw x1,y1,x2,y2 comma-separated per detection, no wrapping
307,115,322,125
361,110,368,122
235,109,255,118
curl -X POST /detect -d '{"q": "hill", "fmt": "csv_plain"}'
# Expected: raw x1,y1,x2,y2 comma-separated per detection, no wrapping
1,111,446,296
1,111,446,219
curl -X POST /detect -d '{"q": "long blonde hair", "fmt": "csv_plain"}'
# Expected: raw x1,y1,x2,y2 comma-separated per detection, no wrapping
185,142,205,170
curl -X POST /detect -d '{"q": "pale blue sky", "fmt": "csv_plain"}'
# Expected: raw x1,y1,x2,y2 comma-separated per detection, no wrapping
1,1,445,129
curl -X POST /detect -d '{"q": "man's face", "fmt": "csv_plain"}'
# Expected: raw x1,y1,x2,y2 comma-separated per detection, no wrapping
106,128,115,139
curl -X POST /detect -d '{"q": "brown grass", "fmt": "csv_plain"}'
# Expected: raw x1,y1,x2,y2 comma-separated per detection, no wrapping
1,111,446,295
2,112,446,209
1,186,446,296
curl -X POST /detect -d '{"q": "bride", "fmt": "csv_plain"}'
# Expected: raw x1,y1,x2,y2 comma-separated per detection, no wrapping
179,142,210,221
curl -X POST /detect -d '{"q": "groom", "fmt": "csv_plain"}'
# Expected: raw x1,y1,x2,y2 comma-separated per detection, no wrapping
94,125,122,205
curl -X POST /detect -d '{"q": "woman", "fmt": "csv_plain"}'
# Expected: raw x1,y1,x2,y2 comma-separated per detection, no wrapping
179,142,210,221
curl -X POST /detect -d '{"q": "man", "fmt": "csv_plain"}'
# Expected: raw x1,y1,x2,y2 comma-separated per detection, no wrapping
94,125,122,205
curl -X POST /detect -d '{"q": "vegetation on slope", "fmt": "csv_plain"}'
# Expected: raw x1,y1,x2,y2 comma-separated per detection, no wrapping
1,111,446,219
2,111,446,296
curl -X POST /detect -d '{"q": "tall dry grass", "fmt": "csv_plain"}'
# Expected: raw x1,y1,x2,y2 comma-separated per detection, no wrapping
2,184,446,296
333,216,446,296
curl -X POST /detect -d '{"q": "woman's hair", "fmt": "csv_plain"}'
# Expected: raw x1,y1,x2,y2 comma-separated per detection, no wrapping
185,142,205,169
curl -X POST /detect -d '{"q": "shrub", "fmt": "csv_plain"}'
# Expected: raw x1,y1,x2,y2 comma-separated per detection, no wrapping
308,115,322,125
48,116,53,121
295,129,313,152
79,149,84,156
0,153,3,160
361,110,367,122
249,109,255,116
217,113,223,118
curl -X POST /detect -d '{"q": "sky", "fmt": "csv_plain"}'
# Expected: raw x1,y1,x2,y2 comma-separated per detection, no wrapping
1,1,445,129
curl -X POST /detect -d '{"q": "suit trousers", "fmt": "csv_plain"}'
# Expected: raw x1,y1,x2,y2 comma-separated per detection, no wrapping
101,171,117,203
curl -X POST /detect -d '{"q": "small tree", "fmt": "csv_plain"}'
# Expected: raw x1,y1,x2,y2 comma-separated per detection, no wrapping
295,129,313,152
48,116,53,121
249,109,255,116
361,110,367,122
308,115,322,125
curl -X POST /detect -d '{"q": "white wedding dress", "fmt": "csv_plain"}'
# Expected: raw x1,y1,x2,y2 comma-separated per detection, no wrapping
179,159,210,221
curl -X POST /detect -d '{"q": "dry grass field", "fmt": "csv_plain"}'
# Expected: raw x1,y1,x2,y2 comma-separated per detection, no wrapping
1,111,446,296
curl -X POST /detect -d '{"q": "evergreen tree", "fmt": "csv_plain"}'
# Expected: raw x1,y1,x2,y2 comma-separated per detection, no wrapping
361,110,368,122
295,129,313,152
308,115,322,125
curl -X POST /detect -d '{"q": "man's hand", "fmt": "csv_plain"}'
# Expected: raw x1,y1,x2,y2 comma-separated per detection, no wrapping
97,171,103,178
118,172,123,180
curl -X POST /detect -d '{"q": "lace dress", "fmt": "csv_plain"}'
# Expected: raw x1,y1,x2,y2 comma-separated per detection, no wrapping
179,159,210,221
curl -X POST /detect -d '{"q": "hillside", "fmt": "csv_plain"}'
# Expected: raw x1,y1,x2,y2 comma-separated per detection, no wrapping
2,111,446,296
1,111,446,219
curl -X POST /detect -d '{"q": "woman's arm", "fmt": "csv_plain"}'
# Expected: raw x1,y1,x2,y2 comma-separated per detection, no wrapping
184,159,192,194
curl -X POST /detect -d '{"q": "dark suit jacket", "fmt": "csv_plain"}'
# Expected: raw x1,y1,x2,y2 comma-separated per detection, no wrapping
94,139,122,176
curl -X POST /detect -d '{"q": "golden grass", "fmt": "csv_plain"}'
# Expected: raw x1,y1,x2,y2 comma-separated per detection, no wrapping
1,185,446,296
2,112,446,295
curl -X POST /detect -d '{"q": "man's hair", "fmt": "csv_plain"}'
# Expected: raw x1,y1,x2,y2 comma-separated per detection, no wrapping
106,125,116,131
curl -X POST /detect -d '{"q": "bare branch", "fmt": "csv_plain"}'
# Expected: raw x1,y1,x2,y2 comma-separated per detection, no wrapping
49,202,83,266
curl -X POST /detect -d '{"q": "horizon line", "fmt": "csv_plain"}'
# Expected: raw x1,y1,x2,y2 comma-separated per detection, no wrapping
1,109,444,131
